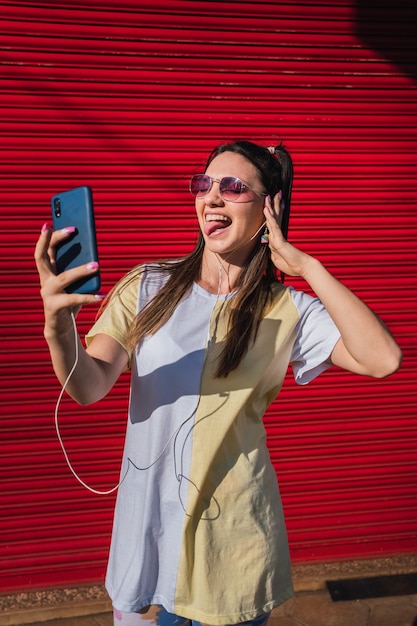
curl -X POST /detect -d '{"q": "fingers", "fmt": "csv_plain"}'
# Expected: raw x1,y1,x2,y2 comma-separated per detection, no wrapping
264,190,283,220
263,192,286,245
52,261,101,296
273,190,283,226
34,223,54,280
35,223,76,269
35,223,103,304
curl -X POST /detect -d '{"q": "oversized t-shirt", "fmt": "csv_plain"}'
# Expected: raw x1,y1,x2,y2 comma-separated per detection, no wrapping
86,265,341,624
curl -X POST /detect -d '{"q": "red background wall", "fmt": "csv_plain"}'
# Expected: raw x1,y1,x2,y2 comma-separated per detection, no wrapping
1,0,416,593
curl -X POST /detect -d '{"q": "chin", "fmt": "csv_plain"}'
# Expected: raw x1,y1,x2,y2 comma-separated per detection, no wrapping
213,243,256,265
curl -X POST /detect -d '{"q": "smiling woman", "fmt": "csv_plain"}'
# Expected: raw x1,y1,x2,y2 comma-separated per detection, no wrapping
35,139,402,626
194,152,268,270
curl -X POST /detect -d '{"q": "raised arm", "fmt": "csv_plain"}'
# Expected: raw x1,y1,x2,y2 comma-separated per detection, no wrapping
35,224,128,405
263,199,402,378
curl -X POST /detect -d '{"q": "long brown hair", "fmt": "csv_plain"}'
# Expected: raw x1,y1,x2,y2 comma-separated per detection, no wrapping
122,140,293,377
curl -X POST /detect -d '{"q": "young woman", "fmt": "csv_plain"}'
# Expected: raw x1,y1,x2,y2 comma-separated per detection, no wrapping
35,140,402,626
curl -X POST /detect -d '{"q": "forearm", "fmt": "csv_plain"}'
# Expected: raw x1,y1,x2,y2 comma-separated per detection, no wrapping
36,225,127,403
44,324,113,405
302,257,402,377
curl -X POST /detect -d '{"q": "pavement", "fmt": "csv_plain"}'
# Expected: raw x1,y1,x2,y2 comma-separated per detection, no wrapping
2,557,417,626
12,591,417,626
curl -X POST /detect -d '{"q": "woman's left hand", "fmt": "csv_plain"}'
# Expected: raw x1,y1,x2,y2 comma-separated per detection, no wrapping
263,193,313,278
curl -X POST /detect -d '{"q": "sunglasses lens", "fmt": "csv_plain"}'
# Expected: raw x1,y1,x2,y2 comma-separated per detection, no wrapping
190,175,211,196
189,175,248,201
220,177,244,201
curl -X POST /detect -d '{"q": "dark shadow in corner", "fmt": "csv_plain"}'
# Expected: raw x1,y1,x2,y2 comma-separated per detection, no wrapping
354,1,417,82
327,572,417,602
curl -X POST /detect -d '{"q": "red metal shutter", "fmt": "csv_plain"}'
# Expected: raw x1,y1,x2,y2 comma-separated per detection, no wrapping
1,0,416,593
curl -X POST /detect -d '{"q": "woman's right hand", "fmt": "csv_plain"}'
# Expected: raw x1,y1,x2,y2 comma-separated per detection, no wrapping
34,223,102,339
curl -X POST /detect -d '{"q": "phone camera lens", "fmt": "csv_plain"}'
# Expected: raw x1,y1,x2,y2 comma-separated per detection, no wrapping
54,198,61,217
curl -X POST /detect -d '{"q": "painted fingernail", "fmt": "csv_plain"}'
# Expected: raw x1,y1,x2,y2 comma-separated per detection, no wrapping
87,261,99,271
94,293,106,300
278,190,283,200
63,226,76,234
41,223,50,233
267,195,272,203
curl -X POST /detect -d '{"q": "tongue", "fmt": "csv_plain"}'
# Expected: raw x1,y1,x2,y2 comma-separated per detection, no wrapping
204,220,231,236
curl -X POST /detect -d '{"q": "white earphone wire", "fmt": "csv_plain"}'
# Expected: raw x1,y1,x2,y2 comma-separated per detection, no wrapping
54,311,129,495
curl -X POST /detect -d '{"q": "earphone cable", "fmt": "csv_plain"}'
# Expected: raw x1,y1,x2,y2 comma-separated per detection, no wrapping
54,311,129,495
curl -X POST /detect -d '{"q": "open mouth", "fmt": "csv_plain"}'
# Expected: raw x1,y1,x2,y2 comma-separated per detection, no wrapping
204,214,232,237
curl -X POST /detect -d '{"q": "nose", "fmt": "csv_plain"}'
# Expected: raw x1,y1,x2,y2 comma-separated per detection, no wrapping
203,179,223,205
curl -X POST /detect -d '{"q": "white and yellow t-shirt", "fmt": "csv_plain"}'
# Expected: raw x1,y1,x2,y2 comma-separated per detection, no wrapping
87,265,340,624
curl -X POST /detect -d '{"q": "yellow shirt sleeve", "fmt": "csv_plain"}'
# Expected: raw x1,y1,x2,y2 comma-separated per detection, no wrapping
85,269,141,363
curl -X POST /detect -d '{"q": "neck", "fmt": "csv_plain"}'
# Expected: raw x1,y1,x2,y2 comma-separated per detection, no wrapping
199,250,242,294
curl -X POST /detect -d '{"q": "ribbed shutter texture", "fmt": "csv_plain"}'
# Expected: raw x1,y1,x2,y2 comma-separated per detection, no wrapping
1,0,416,593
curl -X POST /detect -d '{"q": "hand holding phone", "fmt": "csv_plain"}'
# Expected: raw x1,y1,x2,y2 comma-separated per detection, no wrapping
51,186,101,294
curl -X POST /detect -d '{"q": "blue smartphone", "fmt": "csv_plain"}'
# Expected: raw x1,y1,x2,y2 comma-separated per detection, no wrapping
51,185,101,294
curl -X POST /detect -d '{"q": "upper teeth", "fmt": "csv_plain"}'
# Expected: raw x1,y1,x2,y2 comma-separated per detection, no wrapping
206,214,230,222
